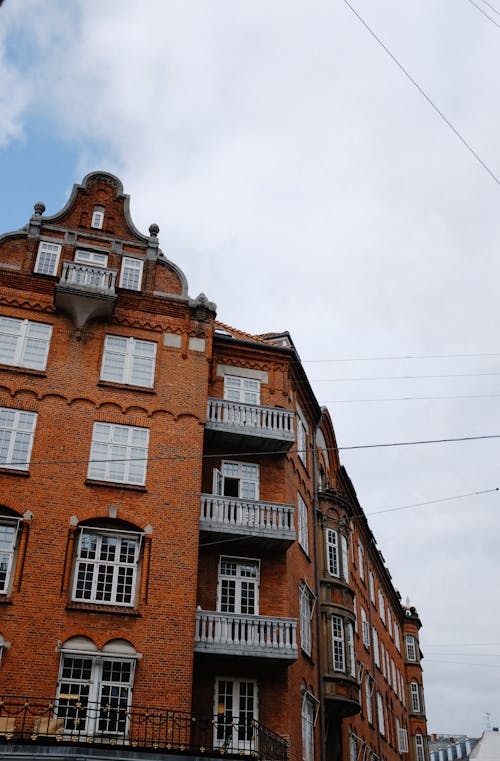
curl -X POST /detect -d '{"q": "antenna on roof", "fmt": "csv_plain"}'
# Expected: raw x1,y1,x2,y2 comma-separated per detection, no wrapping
486,713,492,732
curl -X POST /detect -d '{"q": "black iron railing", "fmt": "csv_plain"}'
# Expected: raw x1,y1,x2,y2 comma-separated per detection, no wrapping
0,696,288,761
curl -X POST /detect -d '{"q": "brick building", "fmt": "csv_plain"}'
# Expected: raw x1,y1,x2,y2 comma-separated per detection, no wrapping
0,172,428,761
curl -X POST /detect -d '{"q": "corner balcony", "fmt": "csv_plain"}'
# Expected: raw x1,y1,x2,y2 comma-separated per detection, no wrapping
55,261,117,329
0,696,288,761
205,399,295,453
200,495,295,547
194,611,298,662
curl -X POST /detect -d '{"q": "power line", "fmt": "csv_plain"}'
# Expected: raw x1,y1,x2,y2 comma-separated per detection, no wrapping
465,0,500,28
364,487,498,517
426,659,500,668
479,0,500,17
303,351,500,363
343,0,500,187
320,392,500,402
311,371,500,382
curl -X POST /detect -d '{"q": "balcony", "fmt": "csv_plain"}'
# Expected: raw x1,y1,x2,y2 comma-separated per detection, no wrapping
0,696,287,761
205,399,295,453
55,261,117,329
194,611,298,662
200,495,295,546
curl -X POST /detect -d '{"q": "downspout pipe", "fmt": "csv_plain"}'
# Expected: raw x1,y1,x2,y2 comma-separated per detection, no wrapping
312,426,326,761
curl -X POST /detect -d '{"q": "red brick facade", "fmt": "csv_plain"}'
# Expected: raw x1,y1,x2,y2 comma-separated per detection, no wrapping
0,172,428,761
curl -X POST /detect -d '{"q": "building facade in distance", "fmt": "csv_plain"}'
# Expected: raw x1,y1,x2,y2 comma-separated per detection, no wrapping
0,172,428,761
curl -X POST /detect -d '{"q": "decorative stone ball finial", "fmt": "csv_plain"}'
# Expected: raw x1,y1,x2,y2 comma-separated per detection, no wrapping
33,201,46,216
149,223,159,237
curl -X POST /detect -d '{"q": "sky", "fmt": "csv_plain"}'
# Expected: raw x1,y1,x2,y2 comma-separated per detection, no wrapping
1,0,499,738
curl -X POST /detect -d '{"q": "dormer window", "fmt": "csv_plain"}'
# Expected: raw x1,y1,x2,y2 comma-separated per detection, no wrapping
91,206,104,229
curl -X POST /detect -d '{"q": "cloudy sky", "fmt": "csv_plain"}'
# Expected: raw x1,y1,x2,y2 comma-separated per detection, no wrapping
2,0,499,737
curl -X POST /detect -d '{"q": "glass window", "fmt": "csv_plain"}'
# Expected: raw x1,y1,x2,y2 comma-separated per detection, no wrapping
326,528,339,577
0,408,37,471
87,422,149,485
416,734,425,761
74,250,108,267
100,335,157,387
410,682,421,712
91,207,104,229
365,675,373,724
215,678,257,752
301,693,315,761
298,494,309,554
119,257,143,291
223,375,261,405
297,405,308,466
361,607,370,648
35,241,62,275
299,583,314,655
0,519,20,594
215,461,260,500
406,634,417,661
357,542,364,580
332,615,345,672
0,317,52,371
218,557,259,615
377,692,385,736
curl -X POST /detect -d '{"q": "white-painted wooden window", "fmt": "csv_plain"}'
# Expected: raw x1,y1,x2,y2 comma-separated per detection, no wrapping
385,650,390,684
349,733,358,761
353,595,358,633
361,607,370,648
101,335,157,387
357,541,365,581
87,422,149,485
0,518,20,593
380,640,386,678
394,621,401,652
214,678,257,752
0,317,52,371
365,675,373,724
223,375,260,405
297,407,308,466
378,590,386,623
119,257,143,291
72,527,141,606
298,494,309,554
218,557,259,615
368,570,375,603
0,408,37,471
214,461,259,500
377,692,385,736
415,734,425,761
347,622,356,677
91,206,105,229
302,693,315,761
299,583,314,656
410,682,420,712
372,627,380,667
332,615,345,672
406,634,417,661
387,607,393,636
326,528,339,577
341,534,349,582
35,241,62,275
396,720,409,753
74,250,108,267
391,659,397,694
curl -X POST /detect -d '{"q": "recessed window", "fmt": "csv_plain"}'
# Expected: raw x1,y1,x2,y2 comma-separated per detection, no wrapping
296,404,308,466
406,634,417,661
91,206,105,229
357,541,365,581
72,526,142,607
376,692,385,736
213,460,259,500
394,621,401,652
0,408,37,471
214,678,257,752
217,556,259,615
410,681,421,712
87,422,149,486
298,494,309,554
119,257,143,291
0,516,21,594
332,615,346,672
361,606,370,648
301,692,315,761
100,335,157,388
74,250,108,267
415,734,425,761
223,375,260,405
372,626,380,667
299,582,315,655
365,675,374,724
378,590,386,623
0,317,52,371
34,241,62,276
397,721,409,753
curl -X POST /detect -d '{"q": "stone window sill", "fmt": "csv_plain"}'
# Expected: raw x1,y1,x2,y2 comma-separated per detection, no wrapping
85,479,146,492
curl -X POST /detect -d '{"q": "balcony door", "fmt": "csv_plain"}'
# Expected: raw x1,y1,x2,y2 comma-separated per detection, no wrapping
214,678,258,753
213,461,260,500
217,557,260,615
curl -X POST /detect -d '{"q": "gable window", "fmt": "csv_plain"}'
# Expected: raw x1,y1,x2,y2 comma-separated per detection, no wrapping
34,241,62,276
223,375,260,405
100,336,157,388
57,637,137,736
361,607,370,648
213,461,259,500
72,526,142,607
406,634,417,661
0,408,37,471
119,257,143,291
214,678,257,752
0,516,21,594
298,494,309,554
410,682,421,713
0,317,52,371
332,615,346,672
296,404,308,466
299,582,315,656
301,692,315,761
91,206,105,229
218,557,259,615
87,422,149,486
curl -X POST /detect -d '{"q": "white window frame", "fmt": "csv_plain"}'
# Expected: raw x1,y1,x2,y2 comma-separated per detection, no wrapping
214,461,260,501
298,494,309,554
361,607,370,648
0,317,52,371
74,250,108,267
299,582,315,656
119,257,143,291
0,517,21,594
325,528,339,577
391,659,397,694
406,635,417,661
376,692,385,736
347,622,356,677
214,678,258,753
332,615,346,672
357,541,364,581
87,422,149,486
387,607,393,637
368,570,375,604
415,734,425,761
34,241,62,276
0,408,37,471
302,692,315,761
72,526,142,607
341,534,349,582
296,404,308,466
394,621,401,652
217,556,260,615
378,590,386,623
91,206,105,229
410,682,421,713
365,675,373,724
353,595,358,633
223,374,261,405
57,647,136,736
385,650,390,685
372,627,380,667
397,722,409,753
380,640,386,678
100,335,157,388
349,733,358,761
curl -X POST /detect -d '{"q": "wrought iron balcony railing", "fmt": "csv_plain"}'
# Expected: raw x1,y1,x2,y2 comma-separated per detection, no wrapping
194,611,298,661
200,495,296,542
0,696,288,761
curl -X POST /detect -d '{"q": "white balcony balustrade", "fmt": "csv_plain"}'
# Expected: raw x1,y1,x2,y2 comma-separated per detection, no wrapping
55,261,118,329
200,495,295,543
59,261,117,294
194,611,298,661
205,399,295,452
